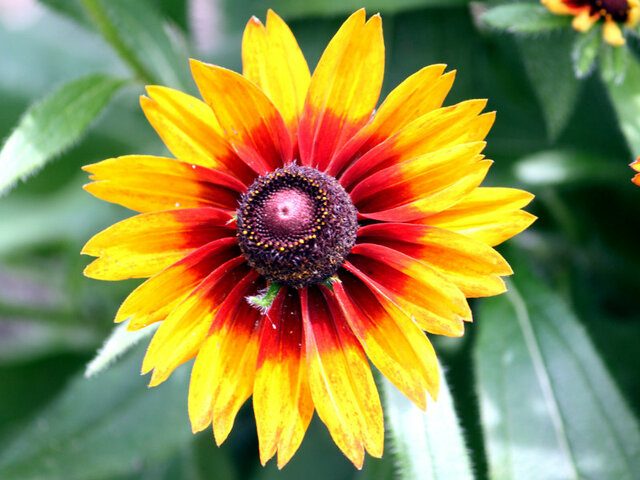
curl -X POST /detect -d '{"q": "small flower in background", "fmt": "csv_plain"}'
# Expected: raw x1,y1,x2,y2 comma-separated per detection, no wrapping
632,158,640,184
82,9,534,469
542,0,640,45
483,0,640,83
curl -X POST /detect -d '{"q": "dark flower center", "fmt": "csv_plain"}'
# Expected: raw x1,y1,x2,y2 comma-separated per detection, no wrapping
566,0,630,21
237,164,358,288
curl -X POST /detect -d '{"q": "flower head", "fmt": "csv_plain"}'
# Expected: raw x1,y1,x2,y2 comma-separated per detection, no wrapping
82,9,535,469
542,0,640,45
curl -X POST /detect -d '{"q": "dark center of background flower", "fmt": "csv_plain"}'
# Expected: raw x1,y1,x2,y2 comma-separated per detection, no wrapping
237,164,358,288
566,0,630,21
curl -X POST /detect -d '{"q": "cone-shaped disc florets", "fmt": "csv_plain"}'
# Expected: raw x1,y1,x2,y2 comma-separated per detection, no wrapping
237,164,358,288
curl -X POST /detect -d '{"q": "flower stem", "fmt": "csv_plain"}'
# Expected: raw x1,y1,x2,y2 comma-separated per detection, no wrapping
79,0,156,85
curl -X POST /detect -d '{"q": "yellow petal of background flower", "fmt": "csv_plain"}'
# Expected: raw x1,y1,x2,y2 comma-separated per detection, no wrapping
603,19,625,46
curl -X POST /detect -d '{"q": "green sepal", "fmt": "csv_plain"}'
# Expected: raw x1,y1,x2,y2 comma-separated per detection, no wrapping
247,283,282,313
321,276,341,291
600,42,630,85
482,4,571,34
572,26,602,78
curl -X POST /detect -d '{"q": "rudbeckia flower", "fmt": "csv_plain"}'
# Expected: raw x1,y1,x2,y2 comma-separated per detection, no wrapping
82,9,535,469
632,158,640,184
542,0,640,45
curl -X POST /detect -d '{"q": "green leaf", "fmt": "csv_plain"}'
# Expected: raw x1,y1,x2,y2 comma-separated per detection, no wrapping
475,271,640,480
605,55,640,155
85,321,159,378
482,4,571,34
572,27,602,78
0,344,193,480
0,178,119,255
382,367,474,480
512,149,625,186
0,318,99,364
79,0,192,90
518,32,580,140
38,0,91,27
0,74,126,196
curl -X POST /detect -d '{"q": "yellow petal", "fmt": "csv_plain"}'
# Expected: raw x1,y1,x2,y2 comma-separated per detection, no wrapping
572,10,599,32
340,100,492,189
423,187,536,246
187,271,263,437
140,86,255,185
357,223,513,298
82,208,235,280
346,244,470,336
190,60,293,173
114,238,240,329
253,288,313,468
142,259,251,387
83,155,244,214
603,18,625,46
301,286,384,468
328,67,456,177
242,10,310,139
542,0,577,15
298,9,384,171
334,272,439,408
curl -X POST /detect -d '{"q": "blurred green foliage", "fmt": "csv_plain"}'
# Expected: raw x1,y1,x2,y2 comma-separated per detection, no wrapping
1,0,639,479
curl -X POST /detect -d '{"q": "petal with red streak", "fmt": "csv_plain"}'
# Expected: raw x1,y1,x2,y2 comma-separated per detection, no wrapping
188,271,264,442
253,287,314,468
242,10,310,144
328,66,455,177
82,208,235,280
300,286,384,468
142,258,252,387
333,271,439,409
421,187,536,246
140,86,256,185
298,10,384,171
350,143,491,222
345,243,470,336
339,100,492,189
357,223,512,297
114,237,241,330
190,60,292,173
83,155,245,213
